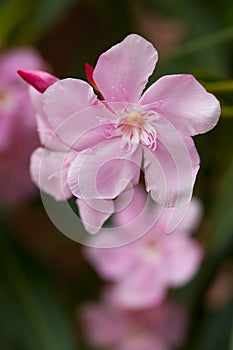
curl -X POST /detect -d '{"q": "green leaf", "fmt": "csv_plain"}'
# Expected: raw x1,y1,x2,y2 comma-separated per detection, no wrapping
33,0,78,30
0,0,34,47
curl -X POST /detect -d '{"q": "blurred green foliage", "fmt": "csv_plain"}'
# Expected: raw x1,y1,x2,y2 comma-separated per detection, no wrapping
0,230,77,350
0,0,78,47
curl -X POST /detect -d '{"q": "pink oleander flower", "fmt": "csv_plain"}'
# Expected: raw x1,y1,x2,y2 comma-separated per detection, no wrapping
80,289,188,350
84,188,203,308
0,48,47,203
19,34,220,233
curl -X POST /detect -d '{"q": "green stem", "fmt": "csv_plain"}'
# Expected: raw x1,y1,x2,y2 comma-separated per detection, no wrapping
0,233,59,350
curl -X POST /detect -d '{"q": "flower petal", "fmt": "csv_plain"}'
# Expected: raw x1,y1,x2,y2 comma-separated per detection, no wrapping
143,117,200,207
52,103,115,151
113,185,147,226
176,197,203,233
163,234,203,286
84,244,137,280
30,147,75,200
0,48,46,84
140,74,220,136
29,87,67,150
80,303,126,348
93,34,158,103
68,138,142,200
154,197,203,234
112,263,166,309
43,78,99,129
77,198,114,234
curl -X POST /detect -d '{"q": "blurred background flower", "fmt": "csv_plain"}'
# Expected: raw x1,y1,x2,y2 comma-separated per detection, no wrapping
79,288,188,350
84,194,203,309
0,48,47,204
0,1,232,350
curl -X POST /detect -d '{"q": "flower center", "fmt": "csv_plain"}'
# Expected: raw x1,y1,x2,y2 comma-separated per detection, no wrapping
118,108,158,152
101,105,159,152
124,111,143,127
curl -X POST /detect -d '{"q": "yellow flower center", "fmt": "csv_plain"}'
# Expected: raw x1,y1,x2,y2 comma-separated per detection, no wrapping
125,111,143,127
104,107,158,152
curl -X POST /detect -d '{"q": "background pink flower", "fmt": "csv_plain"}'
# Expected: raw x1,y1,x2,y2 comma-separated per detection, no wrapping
80,288,188,350
84,188,203,308
0,48,47,203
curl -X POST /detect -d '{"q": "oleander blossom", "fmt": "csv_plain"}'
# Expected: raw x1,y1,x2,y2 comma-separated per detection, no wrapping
18,34,220,233
0,48,47,203
84,188,203,308
80,289,188,350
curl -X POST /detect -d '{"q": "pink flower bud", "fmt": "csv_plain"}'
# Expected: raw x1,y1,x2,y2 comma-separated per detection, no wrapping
17,69,59,93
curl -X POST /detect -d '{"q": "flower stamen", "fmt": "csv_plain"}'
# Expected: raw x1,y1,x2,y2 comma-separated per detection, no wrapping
118,109,158,151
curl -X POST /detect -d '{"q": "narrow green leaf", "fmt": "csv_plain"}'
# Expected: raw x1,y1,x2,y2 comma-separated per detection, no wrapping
164,26,233,60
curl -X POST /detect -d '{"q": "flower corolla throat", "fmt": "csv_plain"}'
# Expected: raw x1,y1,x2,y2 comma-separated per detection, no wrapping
115,106,158,152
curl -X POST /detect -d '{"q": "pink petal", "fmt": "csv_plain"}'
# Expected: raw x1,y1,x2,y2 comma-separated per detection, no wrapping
154,197,202,234
77,198,114,234
0,112,14,150
29,87,67,151
17,69,59,93
114,185,147,227
51,103,114,151
80,303,126,348
0,48,46,84
30,147,75,201
112,264,166,309
163,234,203,286
93,34,158,102
176,197,203,233
120,336,166,350
143,117,200,207
29,86,44,115
68,138,142,200
140,74,220,136
43,78,98,129
84,244,137,280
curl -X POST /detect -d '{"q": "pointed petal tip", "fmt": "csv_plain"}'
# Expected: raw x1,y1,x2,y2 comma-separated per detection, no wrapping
17,69,59,93
85,63,94,84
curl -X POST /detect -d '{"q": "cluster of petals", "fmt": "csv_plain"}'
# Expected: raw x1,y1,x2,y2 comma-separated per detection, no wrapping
80,288,188,350
0,48,47,203
19,34,220,233
84,188,203,308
